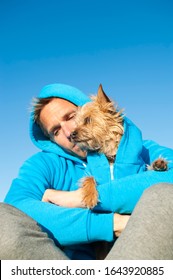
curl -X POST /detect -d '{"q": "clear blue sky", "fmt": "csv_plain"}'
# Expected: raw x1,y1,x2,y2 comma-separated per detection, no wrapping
0,0,173,201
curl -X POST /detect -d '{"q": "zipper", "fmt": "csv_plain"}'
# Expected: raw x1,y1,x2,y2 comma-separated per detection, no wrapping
110,163,114,180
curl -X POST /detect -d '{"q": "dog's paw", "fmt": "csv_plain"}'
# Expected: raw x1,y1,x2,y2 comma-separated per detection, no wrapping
147,158,168,171
80,176,98,209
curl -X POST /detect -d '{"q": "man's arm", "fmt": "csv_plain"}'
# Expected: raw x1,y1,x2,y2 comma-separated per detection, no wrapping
4,153,114,245
42,188,86,208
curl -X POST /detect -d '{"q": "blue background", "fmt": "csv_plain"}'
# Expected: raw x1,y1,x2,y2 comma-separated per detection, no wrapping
0,0,173,201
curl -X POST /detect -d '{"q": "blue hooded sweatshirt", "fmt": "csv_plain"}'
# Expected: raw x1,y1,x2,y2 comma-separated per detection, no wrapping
4,83,173,259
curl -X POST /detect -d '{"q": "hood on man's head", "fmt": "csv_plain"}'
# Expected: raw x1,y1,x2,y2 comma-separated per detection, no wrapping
29,83,91,160
37,83,90,105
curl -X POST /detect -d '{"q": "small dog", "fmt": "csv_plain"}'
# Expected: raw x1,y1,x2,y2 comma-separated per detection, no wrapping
70,84,168,209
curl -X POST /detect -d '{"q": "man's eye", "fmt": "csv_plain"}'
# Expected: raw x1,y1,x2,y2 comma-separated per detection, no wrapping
54,129,60,136
68,113,76,120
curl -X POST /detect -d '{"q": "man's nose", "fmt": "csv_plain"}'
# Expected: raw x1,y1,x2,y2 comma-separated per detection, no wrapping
61,122,73,139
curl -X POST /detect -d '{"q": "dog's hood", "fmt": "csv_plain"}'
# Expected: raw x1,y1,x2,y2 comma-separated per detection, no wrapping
86,116,146,183
30,83,90,162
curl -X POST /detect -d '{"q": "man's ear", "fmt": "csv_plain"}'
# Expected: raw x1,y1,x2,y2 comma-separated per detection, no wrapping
97,84,111,104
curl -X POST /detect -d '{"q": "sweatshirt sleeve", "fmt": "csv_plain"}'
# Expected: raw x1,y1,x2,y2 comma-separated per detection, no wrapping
4,153,113,245
142,140,173,168
96,140,173,213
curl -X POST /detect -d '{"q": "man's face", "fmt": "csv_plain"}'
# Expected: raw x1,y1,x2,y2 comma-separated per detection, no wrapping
39,98,87,159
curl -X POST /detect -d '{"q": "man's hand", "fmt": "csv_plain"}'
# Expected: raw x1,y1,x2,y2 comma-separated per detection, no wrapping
114,213,130,237
42,188,85,208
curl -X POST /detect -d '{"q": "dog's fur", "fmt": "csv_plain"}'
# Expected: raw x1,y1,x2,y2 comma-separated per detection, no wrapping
71,85,124,161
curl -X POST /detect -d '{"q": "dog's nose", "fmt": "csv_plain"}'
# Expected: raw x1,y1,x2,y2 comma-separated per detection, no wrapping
70,131,77,140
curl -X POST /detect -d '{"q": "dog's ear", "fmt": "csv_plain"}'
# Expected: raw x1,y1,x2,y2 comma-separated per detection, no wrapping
97,84,111,104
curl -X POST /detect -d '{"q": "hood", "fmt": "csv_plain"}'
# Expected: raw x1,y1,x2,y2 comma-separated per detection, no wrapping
30,83,90,162
85,117,145,183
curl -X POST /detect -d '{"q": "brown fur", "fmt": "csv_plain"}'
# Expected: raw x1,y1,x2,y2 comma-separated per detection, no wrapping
79,176,98,209
147,157,168,171
71,84,124,160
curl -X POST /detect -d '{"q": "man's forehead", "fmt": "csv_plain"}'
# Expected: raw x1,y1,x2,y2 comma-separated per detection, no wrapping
52,97,77,107
45,97,77,111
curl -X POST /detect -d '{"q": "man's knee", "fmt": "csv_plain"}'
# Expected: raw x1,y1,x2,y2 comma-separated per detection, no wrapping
0,203,68,260
0,202,27,218
0,203,42,259
142,183,173,211
0,202,37,231
144,183,173,197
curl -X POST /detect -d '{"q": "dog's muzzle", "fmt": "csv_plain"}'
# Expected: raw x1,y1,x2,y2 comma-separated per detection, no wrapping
69,131,78,142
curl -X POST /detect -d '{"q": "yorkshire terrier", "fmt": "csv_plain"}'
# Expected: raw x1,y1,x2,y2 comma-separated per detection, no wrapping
70,84,168,209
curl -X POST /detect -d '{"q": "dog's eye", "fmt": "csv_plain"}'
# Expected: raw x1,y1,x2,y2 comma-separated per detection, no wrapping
84,117,91,125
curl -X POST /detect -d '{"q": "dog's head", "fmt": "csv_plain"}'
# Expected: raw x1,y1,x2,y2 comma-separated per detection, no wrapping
70,84,124,157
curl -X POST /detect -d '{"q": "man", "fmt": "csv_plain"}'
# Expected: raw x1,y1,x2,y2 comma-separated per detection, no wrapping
1,83,173,259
